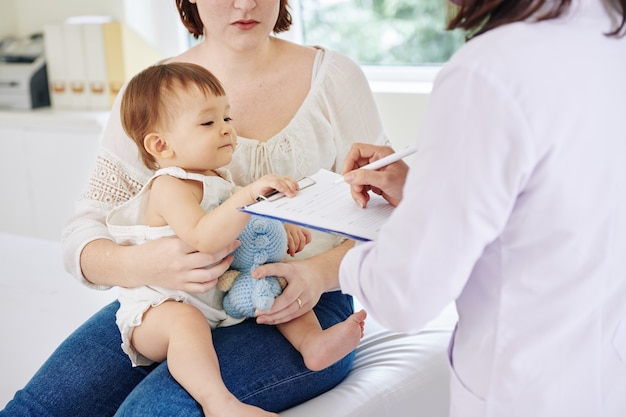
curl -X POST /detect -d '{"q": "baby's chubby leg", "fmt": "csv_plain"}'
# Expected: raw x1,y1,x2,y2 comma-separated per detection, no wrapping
277,309,367,372
132,301,278,417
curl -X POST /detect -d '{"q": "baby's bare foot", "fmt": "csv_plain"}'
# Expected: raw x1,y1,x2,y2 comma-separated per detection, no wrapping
300,309,367,371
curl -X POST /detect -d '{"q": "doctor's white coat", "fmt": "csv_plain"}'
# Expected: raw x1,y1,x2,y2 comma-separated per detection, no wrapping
340,1,626,416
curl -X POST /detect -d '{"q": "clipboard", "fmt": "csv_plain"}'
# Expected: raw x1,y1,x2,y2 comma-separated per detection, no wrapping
240,169,394,241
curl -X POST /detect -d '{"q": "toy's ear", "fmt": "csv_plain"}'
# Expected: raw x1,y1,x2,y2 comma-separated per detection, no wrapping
144,133,174,160
276,276,287,290
217,270,240,292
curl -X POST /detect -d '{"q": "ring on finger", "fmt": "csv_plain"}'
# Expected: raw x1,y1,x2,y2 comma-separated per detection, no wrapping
296,298,303,309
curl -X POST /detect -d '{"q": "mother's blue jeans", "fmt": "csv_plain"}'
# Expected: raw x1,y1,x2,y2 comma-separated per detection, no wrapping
1,291,354,416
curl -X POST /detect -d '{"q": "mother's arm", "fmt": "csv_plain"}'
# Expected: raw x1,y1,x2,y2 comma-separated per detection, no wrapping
79,237,238,292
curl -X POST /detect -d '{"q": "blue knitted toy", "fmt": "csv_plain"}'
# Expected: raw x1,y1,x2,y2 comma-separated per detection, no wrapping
217,216,287,318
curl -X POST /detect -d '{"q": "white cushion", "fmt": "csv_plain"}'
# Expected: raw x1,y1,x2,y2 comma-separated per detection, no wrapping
284,302,456,417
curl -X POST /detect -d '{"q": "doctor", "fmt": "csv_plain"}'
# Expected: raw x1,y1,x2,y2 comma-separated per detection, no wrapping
258,0,626,416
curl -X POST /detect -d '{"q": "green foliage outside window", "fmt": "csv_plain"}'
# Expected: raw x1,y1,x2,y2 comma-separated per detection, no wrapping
300,0,465,66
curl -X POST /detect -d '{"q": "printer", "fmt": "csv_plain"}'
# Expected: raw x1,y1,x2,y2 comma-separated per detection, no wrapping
0,33,50,110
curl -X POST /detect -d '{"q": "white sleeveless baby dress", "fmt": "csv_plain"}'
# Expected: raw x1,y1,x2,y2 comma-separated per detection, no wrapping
107,167,245,366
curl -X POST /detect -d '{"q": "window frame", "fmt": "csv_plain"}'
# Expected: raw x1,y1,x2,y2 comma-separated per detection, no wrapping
285,0,443,91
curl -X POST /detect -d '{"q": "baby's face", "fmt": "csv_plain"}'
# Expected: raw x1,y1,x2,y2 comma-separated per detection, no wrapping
166,87,237,173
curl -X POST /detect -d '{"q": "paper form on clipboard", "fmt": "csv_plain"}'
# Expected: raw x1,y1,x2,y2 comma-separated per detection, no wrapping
239,169,394,241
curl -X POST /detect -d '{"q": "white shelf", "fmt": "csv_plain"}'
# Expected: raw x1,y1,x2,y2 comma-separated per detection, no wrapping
0,108,108,240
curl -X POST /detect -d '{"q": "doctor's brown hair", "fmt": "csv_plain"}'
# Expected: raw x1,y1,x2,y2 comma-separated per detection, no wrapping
120,62,226,170
176,0,293,39
449,0,626,39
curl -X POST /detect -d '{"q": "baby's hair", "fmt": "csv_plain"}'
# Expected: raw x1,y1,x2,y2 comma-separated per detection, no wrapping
121,62,226,169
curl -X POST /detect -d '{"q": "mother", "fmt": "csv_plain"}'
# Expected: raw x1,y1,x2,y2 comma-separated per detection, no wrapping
1,0,388,415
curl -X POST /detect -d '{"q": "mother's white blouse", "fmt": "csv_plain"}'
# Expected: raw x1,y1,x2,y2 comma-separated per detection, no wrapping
63,48,389,287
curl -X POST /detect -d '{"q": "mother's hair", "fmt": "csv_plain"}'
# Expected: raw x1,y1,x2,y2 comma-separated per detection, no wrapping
449,0,626,39
176,0,293,39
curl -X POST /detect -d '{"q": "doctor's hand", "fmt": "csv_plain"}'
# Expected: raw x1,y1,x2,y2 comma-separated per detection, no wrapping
341,143,409,208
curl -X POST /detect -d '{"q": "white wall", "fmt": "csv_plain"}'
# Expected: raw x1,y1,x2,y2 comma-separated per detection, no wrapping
375,90,430,150
12,0,125,37
7,0,186,58
0,0,17,39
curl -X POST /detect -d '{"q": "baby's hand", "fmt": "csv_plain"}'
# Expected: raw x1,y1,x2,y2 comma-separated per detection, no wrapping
250,174,299,201
284,223,312,257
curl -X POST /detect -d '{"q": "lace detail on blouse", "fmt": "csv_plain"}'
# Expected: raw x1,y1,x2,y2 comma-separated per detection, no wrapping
82,153,145,209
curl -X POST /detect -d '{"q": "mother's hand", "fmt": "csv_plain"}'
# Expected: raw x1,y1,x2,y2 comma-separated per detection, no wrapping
129,236,240,293
252,241,352,325
252,259,326,325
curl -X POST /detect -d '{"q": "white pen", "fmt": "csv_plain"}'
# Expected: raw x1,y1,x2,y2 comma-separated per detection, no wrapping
334,145,418,184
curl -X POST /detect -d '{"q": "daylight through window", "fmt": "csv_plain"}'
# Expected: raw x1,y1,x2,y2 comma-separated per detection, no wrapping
295,0,465,67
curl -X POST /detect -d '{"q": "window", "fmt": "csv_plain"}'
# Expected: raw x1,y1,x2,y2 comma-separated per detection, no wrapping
294,0,464,67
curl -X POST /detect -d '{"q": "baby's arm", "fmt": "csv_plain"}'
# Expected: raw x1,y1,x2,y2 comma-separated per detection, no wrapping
151,174,300,254
284,224,313,257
